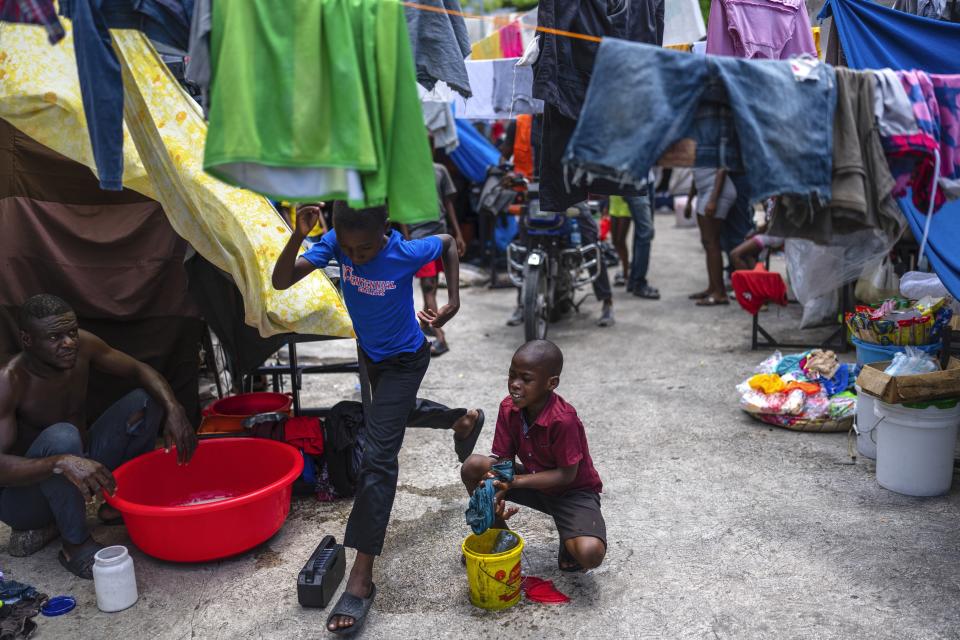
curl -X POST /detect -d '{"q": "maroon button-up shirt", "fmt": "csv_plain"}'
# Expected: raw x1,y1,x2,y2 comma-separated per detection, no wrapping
491,393,603,496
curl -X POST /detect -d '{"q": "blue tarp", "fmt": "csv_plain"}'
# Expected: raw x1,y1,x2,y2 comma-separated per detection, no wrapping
818,0,960,73
819,0,960,300
449,119,501,183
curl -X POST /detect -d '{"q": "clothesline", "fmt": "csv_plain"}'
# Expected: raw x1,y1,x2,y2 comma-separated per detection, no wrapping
401,1,602,43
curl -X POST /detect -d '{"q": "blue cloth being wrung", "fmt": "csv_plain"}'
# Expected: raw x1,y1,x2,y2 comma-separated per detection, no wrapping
465,460,514,535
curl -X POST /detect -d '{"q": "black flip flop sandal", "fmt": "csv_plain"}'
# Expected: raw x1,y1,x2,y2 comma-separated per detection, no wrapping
430,342,450,358
558,543,583,573
455,409,485,463
327,583,376,636
58,545,101,580
695,294,729,307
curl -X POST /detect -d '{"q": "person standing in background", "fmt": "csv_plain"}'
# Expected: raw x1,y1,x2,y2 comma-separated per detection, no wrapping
624,191,660,300
401,161,466,357
606,196,632,288
688,168,737,306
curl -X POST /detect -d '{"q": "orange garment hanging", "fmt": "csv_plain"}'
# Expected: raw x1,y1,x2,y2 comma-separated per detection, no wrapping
514,114,534,178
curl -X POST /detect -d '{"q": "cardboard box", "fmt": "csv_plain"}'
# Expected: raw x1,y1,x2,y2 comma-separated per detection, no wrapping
857,357,960,405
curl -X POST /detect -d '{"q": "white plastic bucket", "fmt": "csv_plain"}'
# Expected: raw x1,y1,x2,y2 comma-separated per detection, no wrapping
854,386,878,460
874,399,960,496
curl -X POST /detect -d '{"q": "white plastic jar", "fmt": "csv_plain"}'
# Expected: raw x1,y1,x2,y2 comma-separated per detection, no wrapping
93,545,139,612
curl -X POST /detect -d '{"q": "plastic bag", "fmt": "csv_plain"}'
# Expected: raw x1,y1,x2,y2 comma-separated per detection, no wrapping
786,230,895,327
884,346,941,376
804,392,831,419
755,351,783,374
740,389,806,415
799,292,838,329
900,271,948,300
855,257,901,304
829,391,857,419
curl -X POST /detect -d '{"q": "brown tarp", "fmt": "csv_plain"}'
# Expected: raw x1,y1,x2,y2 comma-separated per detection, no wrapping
0,119,201,425
0,119,198,319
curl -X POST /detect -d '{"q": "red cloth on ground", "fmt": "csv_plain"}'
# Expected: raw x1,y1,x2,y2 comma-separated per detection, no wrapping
284,417,324,456
731,265,788,315
522,577,570,604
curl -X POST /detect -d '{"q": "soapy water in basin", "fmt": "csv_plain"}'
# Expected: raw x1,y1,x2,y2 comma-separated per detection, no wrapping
174,491,237,507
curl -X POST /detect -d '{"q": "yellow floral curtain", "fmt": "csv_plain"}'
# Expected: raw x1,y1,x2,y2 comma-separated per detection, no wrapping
0,22,354,339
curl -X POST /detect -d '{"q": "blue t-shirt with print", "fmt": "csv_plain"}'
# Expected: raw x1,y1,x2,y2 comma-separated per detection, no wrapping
302,229,443,362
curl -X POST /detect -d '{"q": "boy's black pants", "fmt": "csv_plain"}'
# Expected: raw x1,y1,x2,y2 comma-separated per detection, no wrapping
344,340,464,556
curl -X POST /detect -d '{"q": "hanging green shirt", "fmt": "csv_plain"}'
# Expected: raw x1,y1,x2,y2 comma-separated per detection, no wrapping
204,0,435,224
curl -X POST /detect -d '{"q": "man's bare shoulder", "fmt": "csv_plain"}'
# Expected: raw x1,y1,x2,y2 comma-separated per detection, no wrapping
77,329,108,357
0,355,26,405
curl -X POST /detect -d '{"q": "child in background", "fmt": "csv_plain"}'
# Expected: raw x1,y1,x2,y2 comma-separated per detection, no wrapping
730,232,785,271
273,201,484,635
606,196,633,288
460,340,606,573
400,161,466,357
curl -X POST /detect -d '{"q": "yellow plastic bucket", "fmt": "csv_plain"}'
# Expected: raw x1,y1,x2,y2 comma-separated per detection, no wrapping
461,529,525,610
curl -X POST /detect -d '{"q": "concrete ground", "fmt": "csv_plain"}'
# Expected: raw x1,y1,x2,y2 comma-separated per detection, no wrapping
4,212,959,639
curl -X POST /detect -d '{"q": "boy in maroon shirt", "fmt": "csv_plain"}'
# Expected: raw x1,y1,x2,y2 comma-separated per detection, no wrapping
461,340,606,572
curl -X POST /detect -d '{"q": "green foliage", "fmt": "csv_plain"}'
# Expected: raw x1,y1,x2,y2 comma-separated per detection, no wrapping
700,0,711,23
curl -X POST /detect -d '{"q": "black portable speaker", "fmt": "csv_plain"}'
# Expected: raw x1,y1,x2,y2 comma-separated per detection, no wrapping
297,535,346,609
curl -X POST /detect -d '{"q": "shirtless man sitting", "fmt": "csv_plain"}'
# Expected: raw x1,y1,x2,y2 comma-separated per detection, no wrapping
0,294,198,578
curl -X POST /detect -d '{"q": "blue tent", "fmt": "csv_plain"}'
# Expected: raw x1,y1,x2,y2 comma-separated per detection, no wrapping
449,119,501,183
819,0,960,299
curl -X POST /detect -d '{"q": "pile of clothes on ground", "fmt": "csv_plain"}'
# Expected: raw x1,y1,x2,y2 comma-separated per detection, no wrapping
0,576,47,639
738,350,859,428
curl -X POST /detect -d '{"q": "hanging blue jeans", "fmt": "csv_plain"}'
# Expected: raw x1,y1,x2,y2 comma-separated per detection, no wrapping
626,191,655,291
64,0,124,191
58,0,194,191
564,39,837,204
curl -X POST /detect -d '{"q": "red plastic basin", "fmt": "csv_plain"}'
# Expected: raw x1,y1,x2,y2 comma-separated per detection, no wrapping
202,392,292,418
105,438,303,562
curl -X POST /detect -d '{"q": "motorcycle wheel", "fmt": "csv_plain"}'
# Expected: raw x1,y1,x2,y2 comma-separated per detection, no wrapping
522,262,548,342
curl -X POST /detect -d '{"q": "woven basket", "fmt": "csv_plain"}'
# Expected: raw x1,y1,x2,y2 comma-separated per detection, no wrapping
745,410,854,433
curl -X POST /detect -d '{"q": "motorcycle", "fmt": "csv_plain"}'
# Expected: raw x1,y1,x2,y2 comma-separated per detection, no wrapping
506,183,601,342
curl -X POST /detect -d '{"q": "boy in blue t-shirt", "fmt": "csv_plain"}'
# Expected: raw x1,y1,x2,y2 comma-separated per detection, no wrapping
273,201,483,635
